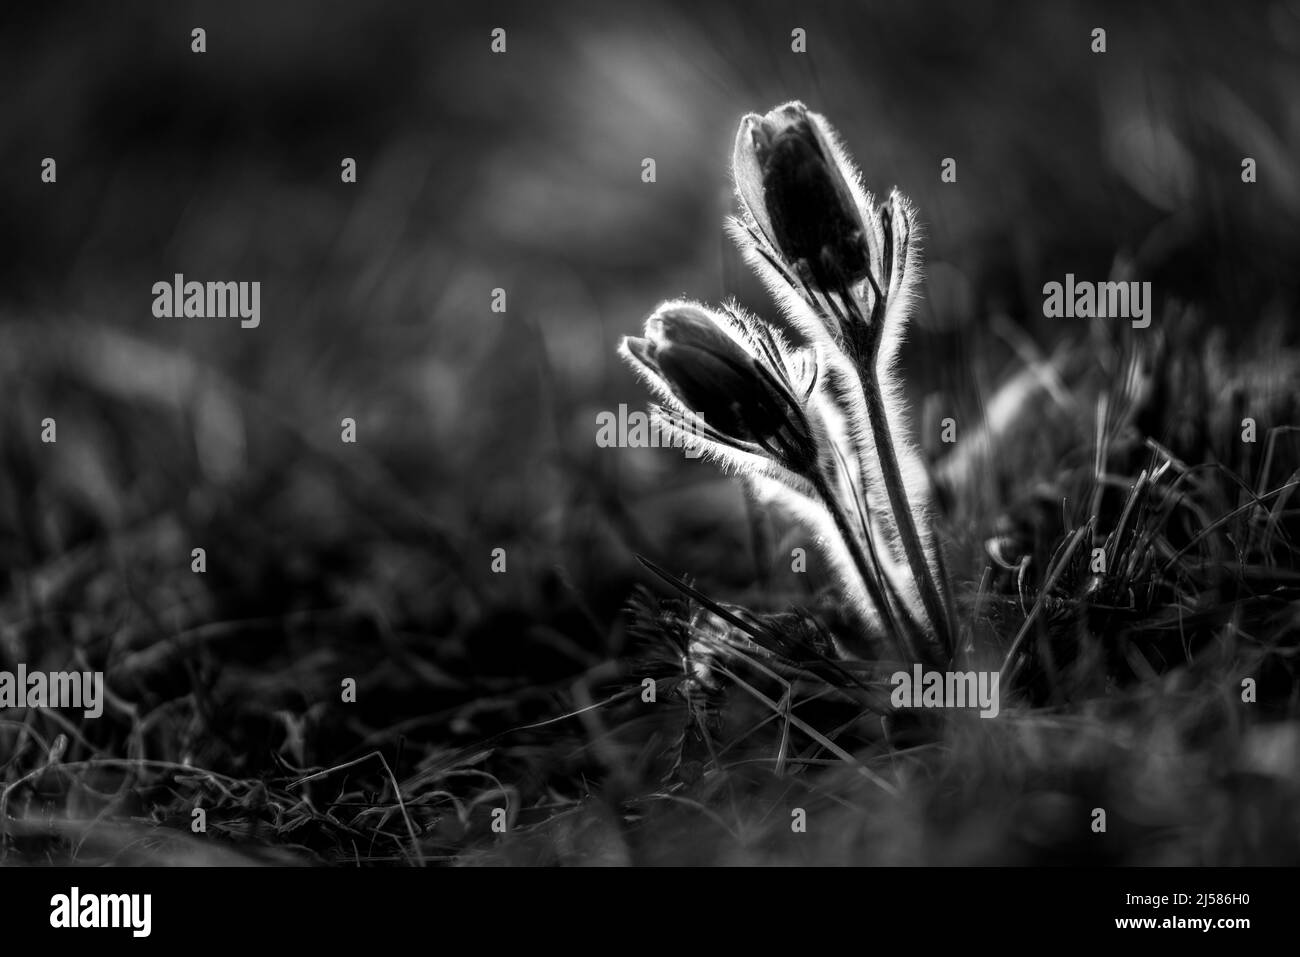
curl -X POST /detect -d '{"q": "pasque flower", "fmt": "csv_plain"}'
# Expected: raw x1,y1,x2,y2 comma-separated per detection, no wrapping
733,102,873,291
621,301,818,476
622,103,955,667
732,102,955,659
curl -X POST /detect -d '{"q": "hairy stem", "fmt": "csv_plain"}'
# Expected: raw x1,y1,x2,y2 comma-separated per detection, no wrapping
811,470,925,665
860,372,954,659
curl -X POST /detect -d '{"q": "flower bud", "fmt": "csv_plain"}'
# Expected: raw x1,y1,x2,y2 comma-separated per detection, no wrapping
622,302,817,473
733,101,871,290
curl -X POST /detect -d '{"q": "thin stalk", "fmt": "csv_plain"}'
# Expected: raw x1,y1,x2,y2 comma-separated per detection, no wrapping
830,284,953,659
859,371,954,659
810,471,924,665
829,439,932,663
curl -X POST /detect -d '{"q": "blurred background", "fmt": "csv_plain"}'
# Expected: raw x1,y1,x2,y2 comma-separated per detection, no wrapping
2,0,1299,863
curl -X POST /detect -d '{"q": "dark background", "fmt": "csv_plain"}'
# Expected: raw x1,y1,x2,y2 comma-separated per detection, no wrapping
6,0,1297,592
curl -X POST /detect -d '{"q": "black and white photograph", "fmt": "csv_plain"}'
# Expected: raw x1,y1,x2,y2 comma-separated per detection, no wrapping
1,0,1297,936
